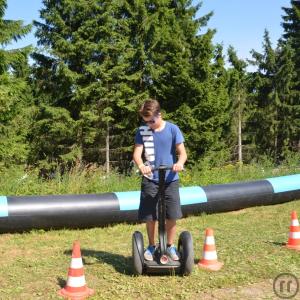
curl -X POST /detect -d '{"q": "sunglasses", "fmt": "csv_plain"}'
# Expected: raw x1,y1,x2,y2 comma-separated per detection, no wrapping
143,115,158,125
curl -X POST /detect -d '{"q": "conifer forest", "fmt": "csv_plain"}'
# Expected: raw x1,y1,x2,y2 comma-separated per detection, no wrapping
1,0,299,175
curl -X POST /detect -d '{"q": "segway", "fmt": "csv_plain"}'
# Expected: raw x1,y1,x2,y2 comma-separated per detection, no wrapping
132,165,194,275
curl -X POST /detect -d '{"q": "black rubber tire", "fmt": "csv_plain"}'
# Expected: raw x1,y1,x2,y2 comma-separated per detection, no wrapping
178,231,194,275
132,231,144,275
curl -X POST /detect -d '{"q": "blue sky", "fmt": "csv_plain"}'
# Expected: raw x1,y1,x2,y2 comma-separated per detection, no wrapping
4,0,291,63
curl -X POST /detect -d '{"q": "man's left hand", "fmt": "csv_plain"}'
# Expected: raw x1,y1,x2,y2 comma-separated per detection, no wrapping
173,163,184,172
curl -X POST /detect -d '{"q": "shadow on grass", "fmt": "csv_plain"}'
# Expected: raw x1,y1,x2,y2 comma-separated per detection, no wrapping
64,248,133,275
194,258,200,265
57,277,66,288
264,241,286,246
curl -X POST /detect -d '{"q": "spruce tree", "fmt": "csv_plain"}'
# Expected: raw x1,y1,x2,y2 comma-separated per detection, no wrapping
0,0,32,166
281,0,300,154
275,41,300,157
109,1,229,165
176,40,230,164
249,29,299,161
32,0,139,170
281,0,300,85
132,1,230,164
248,30,279,160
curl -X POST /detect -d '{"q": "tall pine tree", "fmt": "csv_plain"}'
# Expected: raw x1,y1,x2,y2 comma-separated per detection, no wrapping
275,41,300,156
281,0,300,85
248,30,279,160
281,0,300,154
249,29,299,161
0,0,32,166
31,0,139,171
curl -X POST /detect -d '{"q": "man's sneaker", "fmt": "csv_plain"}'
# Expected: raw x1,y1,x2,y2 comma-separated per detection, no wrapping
144,245,156,261
167,245,180,261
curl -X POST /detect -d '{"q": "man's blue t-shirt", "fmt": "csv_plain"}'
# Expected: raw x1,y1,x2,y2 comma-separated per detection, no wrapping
135,121,184,183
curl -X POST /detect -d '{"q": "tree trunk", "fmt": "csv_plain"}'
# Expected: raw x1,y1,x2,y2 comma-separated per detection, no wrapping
106,122,110,174
274,106,278,162
238,95,242,163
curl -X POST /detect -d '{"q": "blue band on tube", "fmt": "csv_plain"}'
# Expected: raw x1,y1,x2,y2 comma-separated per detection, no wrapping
115,191,140,211
0,196,8,217
116,186,207,211
267,174,300,193
180,186,207,205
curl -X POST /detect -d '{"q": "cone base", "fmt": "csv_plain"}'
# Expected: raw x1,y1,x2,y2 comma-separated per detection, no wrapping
286,244,300,251
198,260,224,271
58,287,94,300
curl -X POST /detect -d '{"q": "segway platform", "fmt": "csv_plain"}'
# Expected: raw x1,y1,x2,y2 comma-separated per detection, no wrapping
144,253,181,274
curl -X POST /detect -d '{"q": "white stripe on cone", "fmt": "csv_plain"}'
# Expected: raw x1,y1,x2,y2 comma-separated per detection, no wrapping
66,275,86,287
205,236,215,245
289,232,300,239
70,258,83,269
291,220,300,226
203,250,217,260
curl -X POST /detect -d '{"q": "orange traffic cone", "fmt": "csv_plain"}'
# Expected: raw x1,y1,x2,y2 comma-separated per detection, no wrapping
286,211,300,251
58,241,94,300
198,228,223,271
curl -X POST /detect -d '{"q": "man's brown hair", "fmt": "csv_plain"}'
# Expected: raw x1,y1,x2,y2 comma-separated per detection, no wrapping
139,99,161,117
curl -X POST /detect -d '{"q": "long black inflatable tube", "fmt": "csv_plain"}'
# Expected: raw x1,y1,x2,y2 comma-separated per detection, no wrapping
0,174,299,233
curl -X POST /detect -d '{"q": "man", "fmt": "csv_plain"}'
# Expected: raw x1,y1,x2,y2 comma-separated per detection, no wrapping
133,99,187,261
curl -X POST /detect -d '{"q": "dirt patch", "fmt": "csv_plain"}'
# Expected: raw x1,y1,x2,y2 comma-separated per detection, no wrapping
192,279,276,300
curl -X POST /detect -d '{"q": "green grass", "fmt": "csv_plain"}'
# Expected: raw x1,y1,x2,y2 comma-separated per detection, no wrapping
0,164,141,196
0,163,299,299
0,161,299,196
0,200,300,299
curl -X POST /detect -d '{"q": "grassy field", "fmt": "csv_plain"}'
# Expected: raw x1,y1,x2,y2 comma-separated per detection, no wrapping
0,163,299,299
1,160,299,196
1,200,300,299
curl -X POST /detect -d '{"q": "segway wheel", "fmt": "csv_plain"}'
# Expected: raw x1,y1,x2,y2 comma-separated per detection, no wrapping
132,231,144,275
178,231,194,275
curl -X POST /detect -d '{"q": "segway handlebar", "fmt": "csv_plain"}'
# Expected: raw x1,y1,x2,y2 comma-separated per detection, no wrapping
136,164,173,175
151,165,174,171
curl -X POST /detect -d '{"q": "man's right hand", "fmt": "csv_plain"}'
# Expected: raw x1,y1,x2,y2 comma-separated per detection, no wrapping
139,164,152,176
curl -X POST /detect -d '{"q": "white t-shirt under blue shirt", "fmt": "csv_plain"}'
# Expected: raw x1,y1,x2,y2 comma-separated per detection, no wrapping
135,121,184,183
